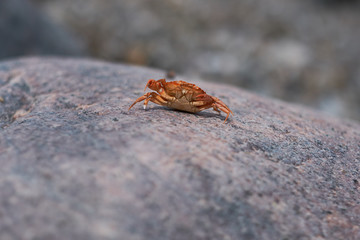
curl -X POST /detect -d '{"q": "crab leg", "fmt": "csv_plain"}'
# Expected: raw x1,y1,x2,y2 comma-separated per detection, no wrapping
191,101,210,106
213,101,233,123
193,101,232,123
217,106,232,123
157,88,175,102
212,105,221,114
193,95,233,122
128,92,167,110
195,103,214,112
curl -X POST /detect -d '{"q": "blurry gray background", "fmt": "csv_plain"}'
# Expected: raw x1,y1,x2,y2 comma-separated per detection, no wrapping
2,0,360,121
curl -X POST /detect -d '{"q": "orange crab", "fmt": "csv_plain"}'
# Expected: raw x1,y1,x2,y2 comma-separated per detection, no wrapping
128,79,233,122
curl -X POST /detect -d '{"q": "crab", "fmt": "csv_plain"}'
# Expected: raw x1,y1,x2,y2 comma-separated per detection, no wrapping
128,79,233,122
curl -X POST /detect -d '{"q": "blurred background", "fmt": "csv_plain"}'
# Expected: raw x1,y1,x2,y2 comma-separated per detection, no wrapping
1,0,359,121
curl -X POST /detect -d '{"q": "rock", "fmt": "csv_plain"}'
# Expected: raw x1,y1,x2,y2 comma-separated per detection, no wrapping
0,57,359,240
0,0,84,60
32,0,360,121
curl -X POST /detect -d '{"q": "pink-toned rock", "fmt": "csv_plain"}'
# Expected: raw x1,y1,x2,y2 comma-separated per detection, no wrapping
0,58,359,240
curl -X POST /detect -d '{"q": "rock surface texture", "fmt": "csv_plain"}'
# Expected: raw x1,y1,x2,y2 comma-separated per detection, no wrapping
0,58,359,240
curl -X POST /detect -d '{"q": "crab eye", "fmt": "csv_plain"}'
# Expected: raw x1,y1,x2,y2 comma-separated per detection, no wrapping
147,80,156,88
144,79,156,91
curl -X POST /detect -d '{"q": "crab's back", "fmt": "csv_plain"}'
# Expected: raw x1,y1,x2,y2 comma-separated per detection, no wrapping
165,80,206,97
160,80,208,112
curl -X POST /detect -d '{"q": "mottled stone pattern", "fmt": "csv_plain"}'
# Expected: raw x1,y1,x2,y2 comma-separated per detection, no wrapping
0,58,359,240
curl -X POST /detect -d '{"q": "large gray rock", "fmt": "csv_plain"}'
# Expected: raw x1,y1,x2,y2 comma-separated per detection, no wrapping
0,58,359,240
0,0,84,60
